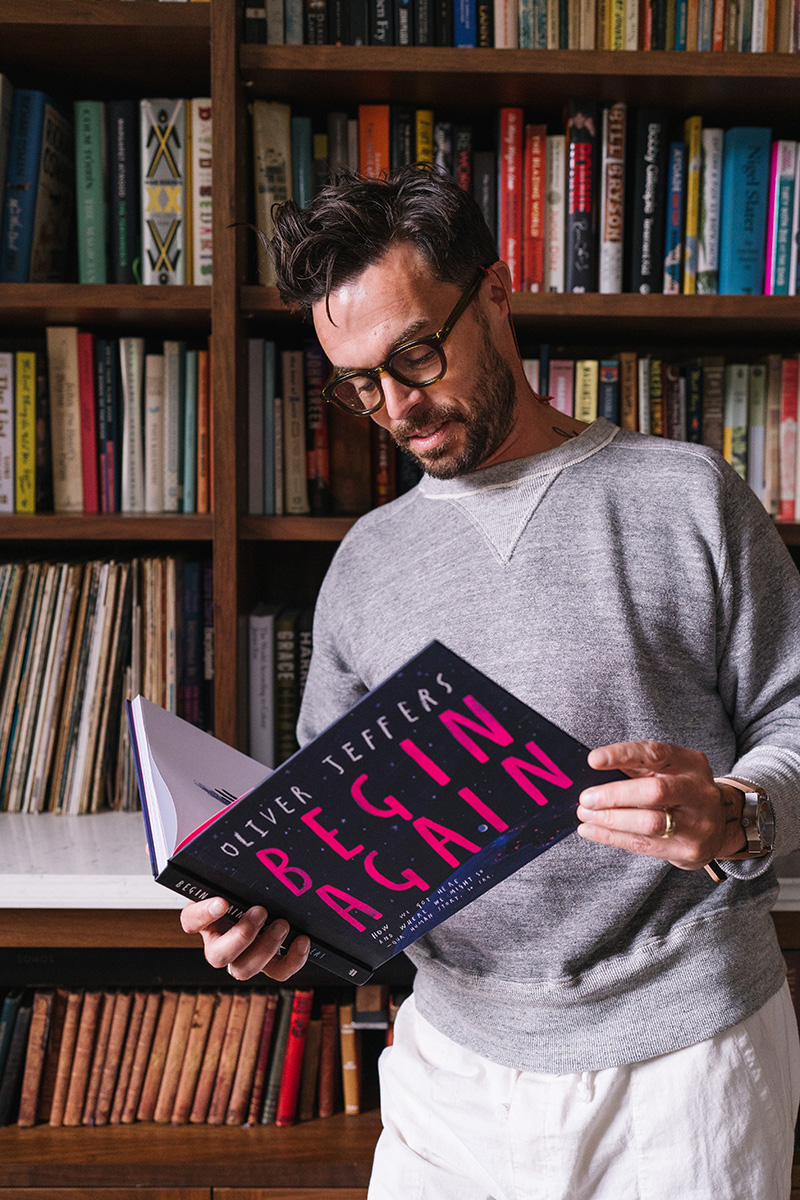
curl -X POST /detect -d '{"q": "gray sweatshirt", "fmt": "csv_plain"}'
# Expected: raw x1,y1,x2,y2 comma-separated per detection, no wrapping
297,418,800,1073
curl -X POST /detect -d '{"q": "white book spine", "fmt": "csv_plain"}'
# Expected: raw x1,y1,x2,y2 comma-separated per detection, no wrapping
494,0,519,46
45,327,84,512
162,341,182,512
141,98,186,285
697,128,724,295
0,352,13,512
120,337,145,513
751,0,766,48
266,0,285,41
599,104,626,295
637,356,652,435
144,353,166,513
248,338,265,515
624,0,638,46
544,134,565,293
190,98,213,286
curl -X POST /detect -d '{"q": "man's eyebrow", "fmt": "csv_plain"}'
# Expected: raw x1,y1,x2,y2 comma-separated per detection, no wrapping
333,317,432,375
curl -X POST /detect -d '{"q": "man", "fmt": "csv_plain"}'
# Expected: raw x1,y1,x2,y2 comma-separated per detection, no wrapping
183,165,800,1197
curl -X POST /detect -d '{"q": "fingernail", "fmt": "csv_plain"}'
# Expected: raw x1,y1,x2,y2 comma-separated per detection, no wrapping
209,898,226,917
581,790,598,808
591,751,610,767
296,936,310,957
274,921,290,940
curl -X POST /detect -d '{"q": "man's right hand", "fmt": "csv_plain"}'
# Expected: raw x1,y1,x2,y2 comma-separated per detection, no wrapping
180,897,311,981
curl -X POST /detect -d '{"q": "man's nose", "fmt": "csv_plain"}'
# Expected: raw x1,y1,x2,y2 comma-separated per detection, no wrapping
381,374,426,421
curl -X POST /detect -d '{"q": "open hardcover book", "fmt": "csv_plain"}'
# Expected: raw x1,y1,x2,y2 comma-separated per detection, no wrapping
127,640,623,984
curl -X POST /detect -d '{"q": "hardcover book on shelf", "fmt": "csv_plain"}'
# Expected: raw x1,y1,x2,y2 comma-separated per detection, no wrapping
564,100,598,294
74,100,107,285
663,141,685,295
598,103,625,295
251,100,292,287
127,639,623,985
140,98,186,286
189,99,213,285
697,127,723,295
0,353,12,514
628,109,667,296
718,126,771,296
106,99,141,285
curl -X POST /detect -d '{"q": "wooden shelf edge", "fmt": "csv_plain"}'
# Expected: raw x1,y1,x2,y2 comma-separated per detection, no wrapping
1,0,211,28
240,515,358,541
241,44,800,77
0,514,214,542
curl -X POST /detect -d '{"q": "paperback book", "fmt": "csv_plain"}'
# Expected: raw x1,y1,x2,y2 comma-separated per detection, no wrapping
127,640,623,985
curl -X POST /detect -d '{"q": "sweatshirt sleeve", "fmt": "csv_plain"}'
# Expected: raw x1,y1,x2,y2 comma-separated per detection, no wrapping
713,460,800,876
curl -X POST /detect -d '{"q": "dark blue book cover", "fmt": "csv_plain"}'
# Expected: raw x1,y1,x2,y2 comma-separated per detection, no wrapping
106,99,141,285
128,641,623,984
454,0,476,44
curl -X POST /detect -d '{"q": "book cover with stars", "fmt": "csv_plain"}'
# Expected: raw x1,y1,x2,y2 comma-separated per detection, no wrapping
127,641,624,984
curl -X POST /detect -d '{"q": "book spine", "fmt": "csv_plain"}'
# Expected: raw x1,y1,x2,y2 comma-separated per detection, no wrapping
662,142,685,294
618,351,638,430
106,100,141,285
628,109,667,295
281,349,310,515
598,359,620,423
545,134,565,292
120,336,145,513
697,127,724,294
472,150,497,242
723,363,750,481
14,351,35,513
275,988,314,1126
370,0,394,40
649,356,664,437
493,0,517,42
144,353,165,513
29,98,74,283
304,341,332,516
455,0,478,43
663,360,685,441
141,99,186,285
767,141,797,296
190,99,213,286
522,124,546,292
415,109,434,165
188,992,232,1124
498,108,524,292
748,362,767,506
1,90,43,280
163,340,184,513
46,326,84,513
685,359,703,442
564,100,598,293
682,115,702,295
251,101,292,287
358,105,390,178
77,332,100,514
225,991,269,1126
0,353,13,513
779,356,799,520
599,102,626,294
574,359,599,422
339,1003,361,1115
74,100,108,284
718,126,772,295
196,348,210,514
548,360,574,416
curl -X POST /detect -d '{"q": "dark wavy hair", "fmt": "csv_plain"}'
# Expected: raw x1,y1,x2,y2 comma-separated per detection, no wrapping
268,164,499,318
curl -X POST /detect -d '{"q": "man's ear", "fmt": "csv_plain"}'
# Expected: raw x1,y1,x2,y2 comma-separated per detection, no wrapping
486,261,513,315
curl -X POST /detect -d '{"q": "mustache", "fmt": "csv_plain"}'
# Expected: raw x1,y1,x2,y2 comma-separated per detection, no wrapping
390,404,466,440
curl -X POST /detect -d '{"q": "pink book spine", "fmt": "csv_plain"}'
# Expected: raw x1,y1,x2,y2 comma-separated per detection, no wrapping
764,140,780,296
778,357,798,522
77,332,99,513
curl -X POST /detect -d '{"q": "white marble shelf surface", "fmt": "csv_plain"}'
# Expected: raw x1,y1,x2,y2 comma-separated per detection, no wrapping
1,813,799,911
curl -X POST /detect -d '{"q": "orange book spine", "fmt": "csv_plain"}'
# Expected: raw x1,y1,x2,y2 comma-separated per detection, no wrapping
153,990,198,1124
80,991,116,1125
136,990,179,1122
275,989,314,1127
17,991,54,1128
225,990,269,1125
245,991,279,1126
48,991,84,1127
711,0,725,47
206,992,250,1125
317,1001,339,1119
37,990,69,1124
171,991,216,1125
298,1017,323,1123
94,991,132,1125
121,991,161,1123
523,125,547,293
338,1003,361,1117
109,991,147,1124
189,991,232,1124
62,992,102,1126
358,105,390,178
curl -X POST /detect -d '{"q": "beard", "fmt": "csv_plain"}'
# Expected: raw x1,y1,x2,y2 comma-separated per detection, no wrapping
390,327,518,480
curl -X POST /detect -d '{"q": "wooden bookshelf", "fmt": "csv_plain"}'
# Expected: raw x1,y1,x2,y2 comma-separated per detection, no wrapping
1,0,800,1191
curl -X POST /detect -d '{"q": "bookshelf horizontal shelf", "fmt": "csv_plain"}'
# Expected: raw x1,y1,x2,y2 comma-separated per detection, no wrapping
240,46,800,112
243,287,800,338
0,285,212,331
240,515,358,541
0,1112,380,1189
0,514,213,542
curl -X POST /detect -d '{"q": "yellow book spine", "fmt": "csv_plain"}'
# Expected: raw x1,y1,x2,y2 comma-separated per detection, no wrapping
575,360,599,422
682,115,702,296
415,109,434,165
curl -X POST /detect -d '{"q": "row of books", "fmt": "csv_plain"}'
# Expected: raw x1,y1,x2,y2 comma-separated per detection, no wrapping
0,983,403,1128
0,331,213,515
247,338,422,518
249,602,313,767
244,0,799,50
523,350,800,518
0,79,212,286
0,555,213,815
253,100,800,296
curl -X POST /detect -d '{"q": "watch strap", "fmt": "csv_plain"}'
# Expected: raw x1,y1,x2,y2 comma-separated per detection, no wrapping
714,776,773,859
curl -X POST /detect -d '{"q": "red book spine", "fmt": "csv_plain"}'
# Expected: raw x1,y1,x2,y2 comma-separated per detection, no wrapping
274,989,314,1128
497,108,524,293
523,124,547,292
77,332,99,513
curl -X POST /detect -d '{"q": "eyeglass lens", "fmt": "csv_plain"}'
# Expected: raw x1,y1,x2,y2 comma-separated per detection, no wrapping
331,342,447,412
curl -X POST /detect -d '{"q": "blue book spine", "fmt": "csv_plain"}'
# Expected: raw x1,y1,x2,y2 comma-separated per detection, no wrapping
291,116,313,210
263,340,276,516
0,90,47,282
718,127,771,295
674,0,688,47
533,0,548,45
182,349,198,513
519,0,534,46
773,169,795,296
663,142,685,294
599,360,620,423
453,0,476,45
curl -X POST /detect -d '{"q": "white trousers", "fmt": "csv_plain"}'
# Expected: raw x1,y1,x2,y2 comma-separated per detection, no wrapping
368,984,800,1200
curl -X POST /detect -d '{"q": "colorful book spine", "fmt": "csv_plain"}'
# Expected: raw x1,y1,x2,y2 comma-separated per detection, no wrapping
455,0,478,43
303,341,332,516
574,359,599,422
765,140,797,296
141,98,186,285
0,353,13,513
662,142,685,295
498,108,524,292
522,124,546,292
275,989,314,1127
682,115,702,295
779,356,799,521
564,100,598,293
358,105,390,178
726,365,750,476
14,351,35,513
74,100,107,285
598,359,620,424
415,108,434,165
718,126,771,295
748,362,767,506
77,332,100,514
599,102,625,295
120,336,145,514
697,127,723,295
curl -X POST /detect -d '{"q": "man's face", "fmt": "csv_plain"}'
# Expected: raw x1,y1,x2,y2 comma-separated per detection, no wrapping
312,245,518,479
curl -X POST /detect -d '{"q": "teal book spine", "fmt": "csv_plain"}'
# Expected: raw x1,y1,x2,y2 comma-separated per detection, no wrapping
718,127,771,296
74,100,108,284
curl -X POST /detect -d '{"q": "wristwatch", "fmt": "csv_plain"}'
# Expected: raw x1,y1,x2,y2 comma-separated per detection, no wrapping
714,776,775,859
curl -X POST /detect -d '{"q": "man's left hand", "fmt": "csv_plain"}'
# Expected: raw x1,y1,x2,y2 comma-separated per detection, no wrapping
576,741,748,870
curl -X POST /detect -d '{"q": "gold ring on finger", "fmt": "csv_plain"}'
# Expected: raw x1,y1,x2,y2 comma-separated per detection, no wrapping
660,809,677,839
